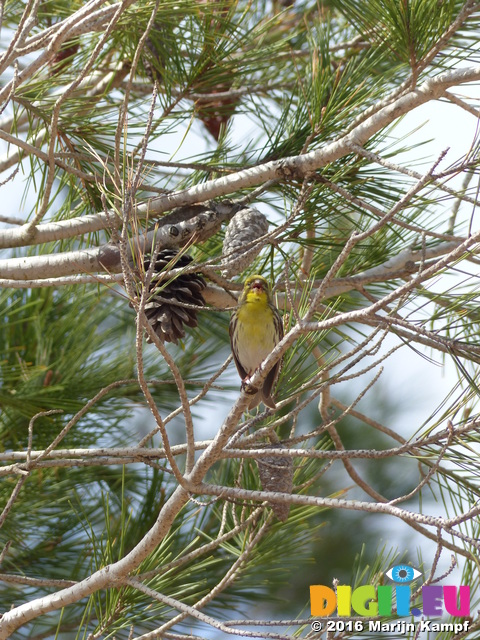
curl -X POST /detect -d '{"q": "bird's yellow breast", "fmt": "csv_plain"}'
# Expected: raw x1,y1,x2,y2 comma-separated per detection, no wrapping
236,292,276,374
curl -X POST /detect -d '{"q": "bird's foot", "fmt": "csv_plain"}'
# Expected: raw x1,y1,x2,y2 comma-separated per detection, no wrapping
241,377,259,396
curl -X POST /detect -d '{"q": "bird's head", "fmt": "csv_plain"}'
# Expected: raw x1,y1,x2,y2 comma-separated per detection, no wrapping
241,275,271,304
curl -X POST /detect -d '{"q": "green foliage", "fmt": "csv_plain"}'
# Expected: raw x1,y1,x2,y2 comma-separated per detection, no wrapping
2,0,480,638
331,0,460,66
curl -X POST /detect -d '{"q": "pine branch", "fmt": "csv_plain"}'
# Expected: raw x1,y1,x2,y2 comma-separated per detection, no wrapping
2,2,480,636
1,63,480,254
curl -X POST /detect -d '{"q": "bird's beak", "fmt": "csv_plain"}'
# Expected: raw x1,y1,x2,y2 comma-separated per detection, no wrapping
251,279,264,293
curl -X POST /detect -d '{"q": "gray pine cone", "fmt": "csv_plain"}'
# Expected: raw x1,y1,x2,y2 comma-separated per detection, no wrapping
143,250,206,344
221,207,269,278
256,443,294,522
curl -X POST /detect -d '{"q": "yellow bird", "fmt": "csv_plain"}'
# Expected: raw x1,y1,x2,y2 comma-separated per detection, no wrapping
229,275,283,409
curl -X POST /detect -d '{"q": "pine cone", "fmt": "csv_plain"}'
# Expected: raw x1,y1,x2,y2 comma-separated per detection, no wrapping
49,40,80,75
143,250,206,344
221,207,269,278
256,443,294,522
194,77,240,141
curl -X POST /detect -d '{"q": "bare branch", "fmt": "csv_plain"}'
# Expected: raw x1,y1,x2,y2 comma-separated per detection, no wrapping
1,63,479,254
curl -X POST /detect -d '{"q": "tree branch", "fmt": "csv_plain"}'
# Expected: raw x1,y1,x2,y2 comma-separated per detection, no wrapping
1,63,479,253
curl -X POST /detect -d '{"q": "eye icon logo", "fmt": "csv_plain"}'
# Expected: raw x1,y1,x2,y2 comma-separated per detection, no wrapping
385,564,421,583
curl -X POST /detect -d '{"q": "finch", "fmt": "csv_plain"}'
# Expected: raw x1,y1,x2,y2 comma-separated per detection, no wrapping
229,275,283,409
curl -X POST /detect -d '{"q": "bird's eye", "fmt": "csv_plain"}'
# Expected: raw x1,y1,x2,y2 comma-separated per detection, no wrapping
385,565,421,583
